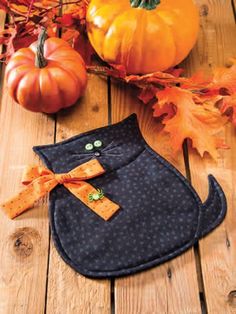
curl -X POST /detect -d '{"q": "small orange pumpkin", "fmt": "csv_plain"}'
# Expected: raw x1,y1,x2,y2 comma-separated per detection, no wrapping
6,29,87,113
87,0,199,74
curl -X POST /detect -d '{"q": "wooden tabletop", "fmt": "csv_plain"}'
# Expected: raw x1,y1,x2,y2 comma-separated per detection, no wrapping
0,1,236,313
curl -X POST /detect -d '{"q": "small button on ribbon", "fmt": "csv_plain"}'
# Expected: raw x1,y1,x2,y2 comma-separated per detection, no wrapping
88,189,104,202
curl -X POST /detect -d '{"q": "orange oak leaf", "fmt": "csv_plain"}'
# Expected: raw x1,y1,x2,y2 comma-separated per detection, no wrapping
209,65,236,94
219,95,236,126
138,87,158,104
154,87,228,159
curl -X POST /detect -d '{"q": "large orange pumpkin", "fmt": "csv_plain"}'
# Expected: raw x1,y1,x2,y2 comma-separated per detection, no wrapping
6,29,87,113
87,0,199,74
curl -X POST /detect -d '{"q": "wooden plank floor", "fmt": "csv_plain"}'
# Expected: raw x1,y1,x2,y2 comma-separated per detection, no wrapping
0,1,235,313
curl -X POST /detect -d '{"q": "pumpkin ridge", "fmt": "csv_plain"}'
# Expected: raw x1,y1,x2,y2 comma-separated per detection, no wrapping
7,65,35,102
16,69,40,110
57,63,82,88
39,69,62,113
62,61,87,92
131,9,146,74
103,8,137,68
120,9,139,71
101,7,131,60
5,60,33,81
47,65,81,110
152,10,177,68
87,3,124,37
48,50,84,63
13,48,35,60
155,4,198,65
5,54,35,77
32,71,42,112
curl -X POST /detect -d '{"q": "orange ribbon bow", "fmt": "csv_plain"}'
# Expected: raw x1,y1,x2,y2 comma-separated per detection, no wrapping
1,159,119,220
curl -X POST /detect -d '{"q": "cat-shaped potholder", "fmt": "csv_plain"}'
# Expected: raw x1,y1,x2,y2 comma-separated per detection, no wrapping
2,114,227,278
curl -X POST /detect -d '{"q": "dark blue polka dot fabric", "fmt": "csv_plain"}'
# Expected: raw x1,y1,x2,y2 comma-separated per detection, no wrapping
33,114,227,278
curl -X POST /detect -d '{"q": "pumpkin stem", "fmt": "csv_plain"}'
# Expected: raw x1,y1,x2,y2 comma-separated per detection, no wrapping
130,0,160,10
35,28,48,68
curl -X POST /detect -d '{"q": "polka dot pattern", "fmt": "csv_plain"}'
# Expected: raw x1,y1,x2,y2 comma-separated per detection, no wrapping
33,114,227,278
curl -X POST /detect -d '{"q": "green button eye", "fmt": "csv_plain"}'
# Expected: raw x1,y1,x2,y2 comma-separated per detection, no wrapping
94,140,102,148
85,143,93,151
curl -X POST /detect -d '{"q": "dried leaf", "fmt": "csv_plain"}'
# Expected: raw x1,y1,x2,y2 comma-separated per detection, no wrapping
154,87,227,159
210,65,236,94
0,0,89,61
219,95,236,126
138,87,158,104
57,13,75,27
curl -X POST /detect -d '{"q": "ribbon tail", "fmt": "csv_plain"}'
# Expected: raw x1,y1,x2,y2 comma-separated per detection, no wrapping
22,165,53,184
1,176,57,219
68,159,105,180
64,181,120,221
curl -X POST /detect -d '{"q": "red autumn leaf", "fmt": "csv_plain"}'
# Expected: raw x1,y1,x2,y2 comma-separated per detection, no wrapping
73,32,95,65
62,28,79,42
154,87,228,159
57,13,75,27
138,87,158,104
13,33,38,50
165,67,184,77
35,0,58,8
0,27,17,60
0,0,10,12
57,2,87,27
68,3,87,22
11,0,32,5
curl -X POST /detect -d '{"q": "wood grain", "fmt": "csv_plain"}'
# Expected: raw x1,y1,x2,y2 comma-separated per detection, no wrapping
186,0,236,313
44,1,111,311
0,10,6,55
45,74,111,314
111,83,201,313
0,78,54,312
0,10,6,102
